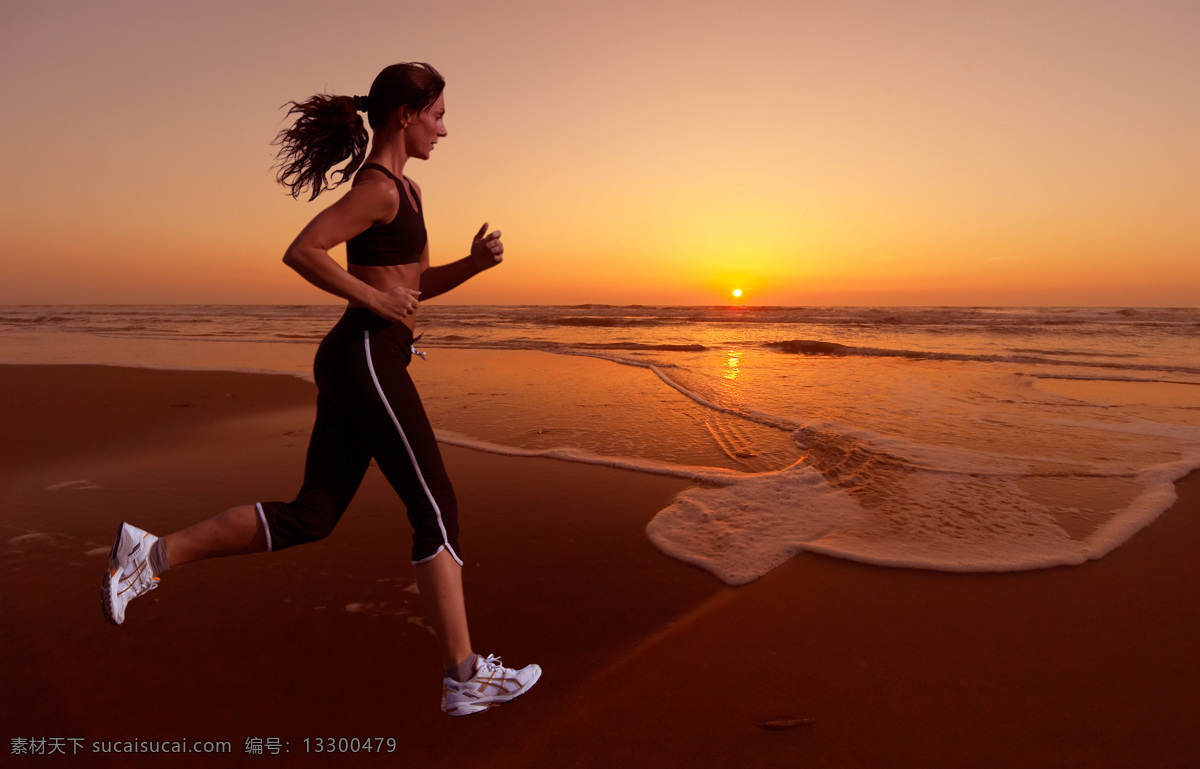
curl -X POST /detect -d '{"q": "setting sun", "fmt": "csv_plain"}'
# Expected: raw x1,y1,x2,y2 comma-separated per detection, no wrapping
732,289,743,298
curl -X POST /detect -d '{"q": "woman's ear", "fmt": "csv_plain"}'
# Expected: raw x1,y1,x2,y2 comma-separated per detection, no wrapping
387,107,411,131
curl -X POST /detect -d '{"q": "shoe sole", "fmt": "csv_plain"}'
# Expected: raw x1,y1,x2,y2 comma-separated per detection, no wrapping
444,666,542,717
102,522,128,625
101,568,120,625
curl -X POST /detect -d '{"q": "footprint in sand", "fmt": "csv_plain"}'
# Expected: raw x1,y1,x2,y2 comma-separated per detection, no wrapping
8,533,54,547
46,480,101,491
407,616,435,636
345,601,413,619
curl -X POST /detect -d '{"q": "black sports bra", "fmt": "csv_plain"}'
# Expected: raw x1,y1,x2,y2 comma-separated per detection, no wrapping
345,163,427,266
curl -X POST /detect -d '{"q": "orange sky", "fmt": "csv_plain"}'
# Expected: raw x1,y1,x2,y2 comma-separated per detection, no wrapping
1,0,1197,306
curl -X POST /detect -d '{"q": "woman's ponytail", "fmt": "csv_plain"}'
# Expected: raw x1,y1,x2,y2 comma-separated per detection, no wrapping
272,94,368,201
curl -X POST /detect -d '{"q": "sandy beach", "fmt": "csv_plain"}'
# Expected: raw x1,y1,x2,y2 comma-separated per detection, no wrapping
2,363,1197,768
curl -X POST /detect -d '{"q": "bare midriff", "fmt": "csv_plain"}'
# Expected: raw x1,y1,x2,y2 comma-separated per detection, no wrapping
348,262,425,331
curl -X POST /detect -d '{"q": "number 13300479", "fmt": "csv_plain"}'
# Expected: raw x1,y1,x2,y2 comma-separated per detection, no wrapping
304,737,398,753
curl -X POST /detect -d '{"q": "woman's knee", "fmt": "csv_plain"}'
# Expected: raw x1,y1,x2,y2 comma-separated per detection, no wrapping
260,489,346,549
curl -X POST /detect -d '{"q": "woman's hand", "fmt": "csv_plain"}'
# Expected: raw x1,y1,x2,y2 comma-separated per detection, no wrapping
469,222,504,270
371,285,422,322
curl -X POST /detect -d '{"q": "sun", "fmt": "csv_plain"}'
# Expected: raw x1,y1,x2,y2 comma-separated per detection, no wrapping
732,289,743,298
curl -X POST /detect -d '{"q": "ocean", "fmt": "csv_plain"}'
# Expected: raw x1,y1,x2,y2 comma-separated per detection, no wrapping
3,304,1198,584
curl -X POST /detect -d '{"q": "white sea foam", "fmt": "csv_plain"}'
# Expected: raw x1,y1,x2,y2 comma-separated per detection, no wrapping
564,362,1200,581
434,429,745,486
645,463,866,585
646,452,1200,580
1081,459,1200,556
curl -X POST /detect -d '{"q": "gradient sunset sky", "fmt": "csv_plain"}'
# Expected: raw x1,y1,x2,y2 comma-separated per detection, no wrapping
2,0,1196,306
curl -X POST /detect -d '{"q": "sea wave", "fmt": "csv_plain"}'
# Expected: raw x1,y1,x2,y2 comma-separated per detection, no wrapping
764,339,1200,376
551,317,667,327
573,342,708,352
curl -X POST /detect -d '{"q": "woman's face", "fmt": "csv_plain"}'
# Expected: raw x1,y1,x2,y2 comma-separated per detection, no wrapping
404,92,447,160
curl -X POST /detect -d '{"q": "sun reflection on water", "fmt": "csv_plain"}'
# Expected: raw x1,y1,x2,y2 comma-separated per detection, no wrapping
723,349,743,382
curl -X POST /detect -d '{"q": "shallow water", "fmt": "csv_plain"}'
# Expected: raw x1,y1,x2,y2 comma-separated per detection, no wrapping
3,304,1198,584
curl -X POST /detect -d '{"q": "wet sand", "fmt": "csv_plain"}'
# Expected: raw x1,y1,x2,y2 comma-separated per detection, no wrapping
2,364,1197,767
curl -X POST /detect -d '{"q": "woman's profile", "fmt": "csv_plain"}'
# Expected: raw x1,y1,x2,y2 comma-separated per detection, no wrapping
100,62,540,717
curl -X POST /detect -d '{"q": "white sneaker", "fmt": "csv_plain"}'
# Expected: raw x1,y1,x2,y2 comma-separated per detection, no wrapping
441,654,542,716
101,523,160,625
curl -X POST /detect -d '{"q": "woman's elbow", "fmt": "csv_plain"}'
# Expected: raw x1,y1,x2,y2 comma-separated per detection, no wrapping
282,247,305,271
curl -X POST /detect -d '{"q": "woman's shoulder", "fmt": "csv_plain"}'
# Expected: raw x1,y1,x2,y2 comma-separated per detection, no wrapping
343,170,401,224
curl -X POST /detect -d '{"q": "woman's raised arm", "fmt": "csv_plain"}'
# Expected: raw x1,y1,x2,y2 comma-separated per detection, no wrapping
419,222,504,301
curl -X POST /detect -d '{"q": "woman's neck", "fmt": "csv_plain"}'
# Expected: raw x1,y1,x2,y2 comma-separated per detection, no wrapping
364,133,410,178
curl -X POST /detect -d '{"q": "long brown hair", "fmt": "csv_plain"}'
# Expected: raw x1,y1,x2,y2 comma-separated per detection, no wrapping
273,62,445,201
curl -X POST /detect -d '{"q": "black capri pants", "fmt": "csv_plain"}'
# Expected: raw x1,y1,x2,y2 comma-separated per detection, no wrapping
256,307,461,565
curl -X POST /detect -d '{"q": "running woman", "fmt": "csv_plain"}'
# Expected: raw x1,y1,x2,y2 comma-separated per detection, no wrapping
101,62,540,717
